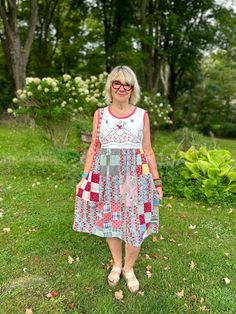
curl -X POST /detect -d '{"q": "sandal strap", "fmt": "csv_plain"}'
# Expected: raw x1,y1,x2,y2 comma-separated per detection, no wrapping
111,266,122,273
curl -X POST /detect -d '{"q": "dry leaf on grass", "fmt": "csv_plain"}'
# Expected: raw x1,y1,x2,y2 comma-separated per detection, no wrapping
144,254,150,260
146,270,152,278
160,235,164,240
169,238,176,243
152,235,158,242
146,265,152,271
199,305,210,312
223,277,231,285
68,256,75,264
137,291,145,296
3,227,10,232
200,297,204,304
25,307,33,314
150,253,158,259
189,225,196,229
176,289,184,298
224,252,230,257
190,260,196,269
114,289,123,301
46,290,59,299
66,303,75,309
166,203,172,208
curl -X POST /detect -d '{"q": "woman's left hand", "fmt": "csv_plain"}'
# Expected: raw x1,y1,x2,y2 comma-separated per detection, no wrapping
156,186,163,200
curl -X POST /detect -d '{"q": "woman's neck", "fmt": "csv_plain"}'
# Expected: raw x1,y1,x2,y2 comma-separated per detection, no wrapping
111,101,131,111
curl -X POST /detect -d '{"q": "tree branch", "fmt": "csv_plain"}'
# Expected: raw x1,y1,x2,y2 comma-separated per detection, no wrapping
23,0,38,57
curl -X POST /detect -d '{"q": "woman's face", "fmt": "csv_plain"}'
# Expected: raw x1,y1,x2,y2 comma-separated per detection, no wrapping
110,73,133,104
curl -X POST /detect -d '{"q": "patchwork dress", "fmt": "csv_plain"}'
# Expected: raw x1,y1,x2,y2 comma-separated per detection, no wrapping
73,105,160,247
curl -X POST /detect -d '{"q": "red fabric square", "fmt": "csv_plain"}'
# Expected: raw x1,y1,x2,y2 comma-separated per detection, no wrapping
91,173,99,183
139,214,145,225
111,202,120,212
144,202,151,213
85,181,91,191
90,191,99,202
104,212,112,222
77,188,83,197
112,220,121,229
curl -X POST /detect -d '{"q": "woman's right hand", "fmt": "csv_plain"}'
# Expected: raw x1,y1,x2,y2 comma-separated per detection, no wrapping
76,178,86,195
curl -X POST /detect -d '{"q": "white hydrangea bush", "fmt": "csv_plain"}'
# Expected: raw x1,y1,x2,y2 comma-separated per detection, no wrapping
9,72,172,131
10,73,108,127
141,92,173,128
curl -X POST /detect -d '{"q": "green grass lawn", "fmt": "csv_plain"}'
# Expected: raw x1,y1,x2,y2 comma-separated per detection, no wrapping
0,123,235,313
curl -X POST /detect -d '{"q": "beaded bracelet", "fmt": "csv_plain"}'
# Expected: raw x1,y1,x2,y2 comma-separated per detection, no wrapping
81,173,88,178
153,177,162,187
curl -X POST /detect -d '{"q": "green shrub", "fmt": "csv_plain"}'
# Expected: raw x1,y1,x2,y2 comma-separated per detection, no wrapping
169,146,236,206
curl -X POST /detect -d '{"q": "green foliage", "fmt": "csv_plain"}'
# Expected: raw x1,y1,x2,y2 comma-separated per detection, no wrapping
169,146,236,205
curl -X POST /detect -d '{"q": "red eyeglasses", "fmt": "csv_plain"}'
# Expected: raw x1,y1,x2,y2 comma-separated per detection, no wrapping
111,80,133,91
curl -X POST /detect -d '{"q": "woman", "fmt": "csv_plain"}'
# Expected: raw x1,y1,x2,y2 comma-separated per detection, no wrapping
73,65,163,294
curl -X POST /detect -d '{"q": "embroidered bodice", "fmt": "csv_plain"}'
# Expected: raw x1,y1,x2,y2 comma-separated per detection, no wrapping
99,105,146,149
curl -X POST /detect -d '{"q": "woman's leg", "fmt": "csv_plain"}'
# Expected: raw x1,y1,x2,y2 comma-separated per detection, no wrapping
123,243,141,272
106,237,122,267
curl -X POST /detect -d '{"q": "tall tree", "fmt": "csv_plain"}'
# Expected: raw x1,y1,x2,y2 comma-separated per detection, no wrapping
0,0,38,91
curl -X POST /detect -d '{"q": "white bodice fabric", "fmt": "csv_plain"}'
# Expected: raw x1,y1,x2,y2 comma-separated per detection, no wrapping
99,105,146,149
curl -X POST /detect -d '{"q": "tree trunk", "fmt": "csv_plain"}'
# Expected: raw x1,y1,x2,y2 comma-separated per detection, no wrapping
0,0,38,92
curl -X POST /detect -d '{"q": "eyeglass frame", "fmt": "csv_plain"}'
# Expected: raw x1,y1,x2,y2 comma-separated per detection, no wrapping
111,80,133,92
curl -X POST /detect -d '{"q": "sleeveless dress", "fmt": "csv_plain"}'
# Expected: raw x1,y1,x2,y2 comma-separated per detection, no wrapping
73,105,160,247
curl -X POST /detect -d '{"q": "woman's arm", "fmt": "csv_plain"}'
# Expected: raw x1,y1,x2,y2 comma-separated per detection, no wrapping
142,111,163,200
142,111,160,178
82,109,99,174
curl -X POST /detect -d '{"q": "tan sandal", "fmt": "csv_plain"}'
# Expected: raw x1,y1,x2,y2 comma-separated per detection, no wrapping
122,268,140,294
108,265,122,287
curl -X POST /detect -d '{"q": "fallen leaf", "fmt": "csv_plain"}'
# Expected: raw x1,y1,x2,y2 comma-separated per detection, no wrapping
152,235,158,242
146,270,152,278
166,203,172,208
177,243,183,246
66,303,75,309
199,305,210,312
150,253,158,259
223,277,230,285
169,238,176,243
68,256,75,264
23,268,28,272
176,289,184,298
3,227,10,233
46,290,59,299
114,289,123,300
224,252,230,257
190,260,196,269
137,291,145,296
189,225,196,229
163,256,169,260
200,297,204,304
146,265,152,271
159,235,164,240
25,307,33,314
144,254,150,260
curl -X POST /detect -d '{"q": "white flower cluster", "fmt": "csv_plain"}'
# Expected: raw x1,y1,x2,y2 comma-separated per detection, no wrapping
142,93,173,126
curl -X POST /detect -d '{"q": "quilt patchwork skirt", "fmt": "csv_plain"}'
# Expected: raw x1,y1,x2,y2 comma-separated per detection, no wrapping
73,148,160,247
